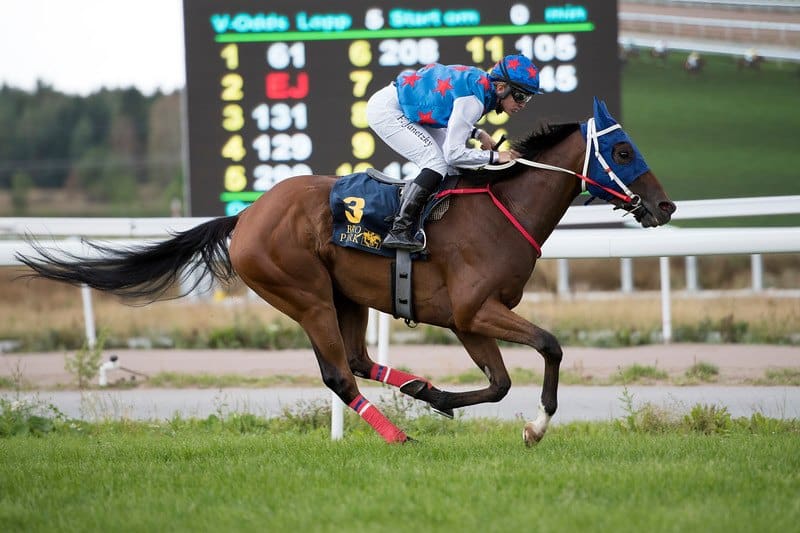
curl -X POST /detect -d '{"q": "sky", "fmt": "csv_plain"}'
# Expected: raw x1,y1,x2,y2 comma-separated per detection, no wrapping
0,0,185,95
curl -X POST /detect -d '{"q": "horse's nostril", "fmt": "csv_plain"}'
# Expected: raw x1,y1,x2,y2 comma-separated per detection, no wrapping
659,201,676,215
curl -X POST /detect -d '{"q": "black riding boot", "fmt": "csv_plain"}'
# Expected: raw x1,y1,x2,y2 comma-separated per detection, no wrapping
382,182,431,251
383,168,442,251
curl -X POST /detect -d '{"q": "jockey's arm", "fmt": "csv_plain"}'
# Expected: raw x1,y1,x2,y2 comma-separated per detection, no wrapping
442,96,502,168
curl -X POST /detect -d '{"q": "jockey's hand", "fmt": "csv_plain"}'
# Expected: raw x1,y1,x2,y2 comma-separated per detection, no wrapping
496,150,520,164
477,130,495,150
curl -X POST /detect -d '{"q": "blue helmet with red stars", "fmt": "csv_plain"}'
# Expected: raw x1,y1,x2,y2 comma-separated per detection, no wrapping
489,54,543,95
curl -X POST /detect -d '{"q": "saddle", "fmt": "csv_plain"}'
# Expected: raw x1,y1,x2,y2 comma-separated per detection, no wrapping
329,169,453,258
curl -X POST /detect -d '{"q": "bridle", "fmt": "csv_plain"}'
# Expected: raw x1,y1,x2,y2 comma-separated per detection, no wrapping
433,118,648,256
485,117,643,213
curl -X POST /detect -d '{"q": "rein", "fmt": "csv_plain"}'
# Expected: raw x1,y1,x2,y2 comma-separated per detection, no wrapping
433,185,542,257
434,118,643,256
485,118,639,205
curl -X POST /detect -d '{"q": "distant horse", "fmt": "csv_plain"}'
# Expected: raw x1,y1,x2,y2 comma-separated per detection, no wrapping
650,41,668,64
684,52,705,74
618,40,640,65
737,52,765,70
17,98,676,446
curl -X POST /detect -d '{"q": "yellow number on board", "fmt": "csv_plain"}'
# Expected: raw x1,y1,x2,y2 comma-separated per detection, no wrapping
221,135,246,162
350,101,368,129
224,165,247,191
222,104,244,131
348,40,372,67
220,44,239,70
351,131,374,159
221,73,244,101
349,70,373,97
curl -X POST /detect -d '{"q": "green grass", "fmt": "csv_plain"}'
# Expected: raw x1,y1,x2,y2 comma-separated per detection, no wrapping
685,361,720,382
754,367,800,386
1,414,798,532
621,53,800,227
611,364,669,384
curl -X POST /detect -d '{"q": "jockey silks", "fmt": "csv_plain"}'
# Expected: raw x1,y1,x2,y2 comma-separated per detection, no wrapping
395,64,497,128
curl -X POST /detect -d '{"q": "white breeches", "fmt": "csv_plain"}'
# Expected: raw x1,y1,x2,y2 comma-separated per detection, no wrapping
366,84,451,177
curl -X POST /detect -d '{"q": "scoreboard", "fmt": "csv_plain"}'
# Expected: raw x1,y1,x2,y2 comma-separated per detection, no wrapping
182,0,619,216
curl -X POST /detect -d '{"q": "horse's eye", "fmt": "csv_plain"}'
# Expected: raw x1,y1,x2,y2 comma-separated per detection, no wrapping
613,143,634,164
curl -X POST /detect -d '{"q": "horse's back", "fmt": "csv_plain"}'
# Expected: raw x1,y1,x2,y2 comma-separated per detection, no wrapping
238,173,333,228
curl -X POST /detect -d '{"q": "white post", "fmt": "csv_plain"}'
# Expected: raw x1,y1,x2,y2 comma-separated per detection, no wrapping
80,284,97,349
557,258,570,296
659,256,672,344
98,356,118,387
685,256,699,292
620,257,634,293
331,392,344,441
377,312,391,365
751,254,763,292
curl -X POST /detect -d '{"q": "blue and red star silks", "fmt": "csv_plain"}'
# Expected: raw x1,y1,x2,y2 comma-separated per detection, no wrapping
395,64,497,128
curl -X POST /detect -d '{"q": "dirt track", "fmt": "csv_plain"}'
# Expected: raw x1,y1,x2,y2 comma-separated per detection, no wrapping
3,343,799,389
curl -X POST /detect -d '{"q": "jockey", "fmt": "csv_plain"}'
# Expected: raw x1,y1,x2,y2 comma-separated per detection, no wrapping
366,54,542,251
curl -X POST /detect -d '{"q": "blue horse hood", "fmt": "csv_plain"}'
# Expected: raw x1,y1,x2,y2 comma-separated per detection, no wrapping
580,97,650,201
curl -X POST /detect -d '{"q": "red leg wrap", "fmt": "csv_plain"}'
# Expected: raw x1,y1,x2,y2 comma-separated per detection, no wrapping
369,364,429,389
348,394,407,443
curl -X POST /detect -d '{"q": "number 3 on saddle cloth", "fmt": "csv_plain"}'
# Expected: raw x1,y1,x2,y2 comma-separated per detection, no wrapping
330,170,452,257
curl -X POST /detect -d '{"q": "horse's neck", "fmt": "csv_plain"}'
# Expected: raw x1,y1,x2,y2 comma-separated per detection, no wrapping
494,131,585,244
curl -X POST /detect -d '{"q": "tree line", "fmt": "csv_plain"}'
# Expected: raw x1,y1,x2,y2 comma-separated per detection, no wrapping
0,82,183,215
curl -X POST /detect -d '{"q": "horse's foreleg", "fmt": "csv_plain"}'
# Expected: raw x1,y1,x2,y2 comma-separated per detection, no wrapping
363,331,514,415
410,330,513,412
458,299,562,446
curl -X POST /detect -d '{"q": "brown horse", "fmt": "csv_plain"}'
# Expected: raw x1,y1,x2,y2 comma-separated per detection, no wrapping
17,99,675,445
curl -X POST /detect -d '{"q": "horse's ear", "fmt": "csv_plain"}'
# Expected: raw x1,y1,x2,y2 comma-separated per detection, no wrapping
593,97,617,129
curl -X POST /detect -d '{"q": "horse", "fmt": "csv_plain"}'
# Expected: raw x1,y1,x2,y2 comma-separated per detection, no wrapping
737,53,764,71
16,98,676,446
684,52,705,75
650,41,668,64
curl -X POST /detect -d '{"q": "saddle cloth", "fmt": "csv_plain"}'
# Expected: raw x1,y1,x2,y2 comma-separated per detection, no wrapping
329,171,451,257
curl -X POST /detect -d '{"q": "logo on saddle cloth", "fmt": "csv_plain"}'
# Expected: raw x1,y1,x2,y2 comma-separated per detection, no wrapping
330,172,447,257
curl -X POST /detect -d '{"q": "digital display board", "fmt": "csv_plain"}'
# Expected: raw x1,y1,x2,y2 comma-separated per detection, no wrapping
183,1,619,216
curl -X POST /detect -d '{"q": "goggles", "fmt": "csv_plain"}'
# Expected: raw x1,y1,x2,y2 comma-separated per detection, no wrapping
511,90,533,104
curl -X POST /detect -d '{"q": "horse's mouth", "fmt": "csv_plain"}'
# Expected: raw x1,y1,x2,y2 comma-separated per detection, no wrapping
614,199,676,228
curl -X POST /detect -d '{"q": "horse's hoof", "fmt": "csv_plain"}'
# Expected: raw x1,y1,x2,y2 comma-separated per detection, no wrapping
431,406,454,419
399,379,428,397
522,422,545,447
399,380,451,418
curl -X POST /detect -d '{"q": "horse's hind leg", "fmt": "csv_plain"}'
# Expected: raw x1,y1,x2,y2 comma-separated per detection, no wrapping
335,292,454,418
262,285,408,443
233,261,408,443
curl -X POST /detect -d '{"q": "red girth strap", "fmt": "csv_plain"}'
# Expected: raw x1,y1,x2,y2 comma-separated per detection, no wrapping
434,185,542,257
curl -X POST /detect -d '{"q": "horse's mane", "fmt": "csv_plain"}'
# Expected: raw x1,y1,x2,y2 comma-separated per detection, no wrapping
459,122,580,183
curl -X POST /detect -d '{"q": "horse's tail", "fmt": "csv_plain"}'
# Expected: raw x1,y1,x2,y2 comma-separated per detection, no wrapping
16,216,240,302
